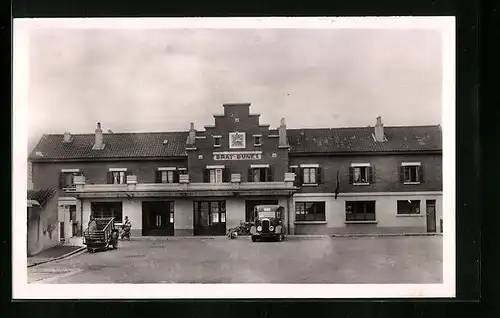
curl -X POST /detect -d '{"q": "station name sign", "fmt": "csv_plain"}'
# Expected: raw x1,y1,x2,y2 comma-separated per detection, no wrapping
213,151,262,161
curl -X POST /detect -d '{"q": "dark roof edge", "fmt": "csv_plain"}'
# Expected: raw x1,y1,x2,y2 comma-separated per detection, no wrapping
29,156,188,163
287,124,442,131
289,150,442,156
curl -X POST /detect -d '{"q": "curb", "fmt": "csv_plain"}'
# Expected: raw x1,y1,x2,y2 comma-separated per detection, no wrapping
27,246,86,268
331,233,443,238
129,233,443,241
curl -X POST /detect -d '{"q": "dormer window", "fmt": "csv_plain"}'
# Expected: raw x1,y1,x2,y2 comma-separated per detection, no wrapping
213,135,222,147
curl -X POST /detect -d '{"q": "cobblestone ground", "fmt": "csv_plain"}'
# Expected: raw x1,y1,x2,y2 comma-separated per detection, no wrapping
28,236,443,284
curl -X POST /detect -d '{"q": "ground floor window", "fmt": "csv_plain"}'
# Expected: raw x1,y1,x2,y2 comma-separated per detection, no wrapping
295,202,326,221
91,202,123,223
397,200,421,215
345,201,376,221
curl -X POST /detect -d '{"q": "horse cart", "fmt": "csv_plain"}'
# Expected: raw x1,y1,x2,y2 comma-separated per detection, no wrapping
83,217,119,253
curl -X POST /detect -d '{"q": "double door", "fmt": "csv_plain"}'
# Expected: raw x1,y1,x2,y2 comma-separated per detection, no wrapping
193,201,226,236
142,201,174,236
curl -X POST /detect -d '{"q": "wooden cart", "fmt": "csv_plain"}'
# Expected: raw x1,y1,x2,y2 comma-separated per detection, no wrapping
83,217,119,253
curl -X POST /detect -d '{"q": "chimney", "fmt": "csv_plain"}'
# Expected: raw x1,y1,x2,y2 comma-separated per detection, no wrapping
92,122,105,150
278,117,288,147
62,132,72,143
187,122,196,144
374,116,385,142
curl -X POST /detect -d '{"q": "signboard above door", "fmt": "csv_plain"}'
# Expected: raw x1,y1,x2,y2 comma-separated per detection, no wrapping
213,151,262,161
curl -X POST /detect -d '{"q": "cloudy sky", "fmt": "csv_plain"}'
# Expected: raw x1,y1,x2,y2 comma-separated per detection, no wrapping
27,27,442,151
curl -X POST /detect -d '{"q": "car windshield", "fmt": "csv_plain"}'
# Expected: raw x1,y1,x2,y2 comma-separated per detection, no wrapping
258,211,276,218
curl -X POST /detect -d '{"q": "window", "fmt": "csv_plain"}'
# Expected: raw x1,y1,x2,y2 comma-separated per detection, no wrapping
213,136,221,147
349,165,374,184
397,200,421,215
253,135,262,146
299,165,321,185
295,202,326,221
156,168,178,183
108,170,127,184
59,170,83,189
210,168,223,183
345,201,376,221
91,202,123,223
400,163,423,183
248,166,273,182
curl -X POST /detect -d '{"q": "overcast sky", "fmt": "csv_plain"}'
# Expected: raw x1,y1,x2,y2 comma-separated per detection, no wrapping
27,27,442,151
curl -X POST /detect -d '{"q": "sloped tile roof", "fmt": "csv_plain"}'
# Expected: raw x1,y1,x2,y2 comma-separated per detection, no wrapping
29,125,441,161
27,189,56,208
287,125,442,153
29,132,189,161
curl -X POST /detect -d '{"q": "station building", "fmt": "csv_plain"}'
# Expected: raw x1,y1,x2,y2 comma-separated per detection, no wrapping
28,103,443,240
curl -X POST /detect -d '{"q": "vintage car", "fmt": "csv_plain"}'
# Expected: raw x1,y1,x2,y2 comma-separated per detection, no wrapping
250,205,286,242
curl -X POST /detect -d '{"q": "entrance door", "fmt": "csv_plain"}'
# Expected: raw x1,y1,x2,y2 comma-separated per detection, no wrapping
245,200,278,221
426,200,437,233
142,201,175,236
193,201,226,236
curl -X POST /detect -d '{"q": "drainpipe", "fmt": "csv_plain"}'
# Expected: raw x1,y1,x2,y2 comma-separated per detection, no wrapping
80,197,83,237
287,196,291,235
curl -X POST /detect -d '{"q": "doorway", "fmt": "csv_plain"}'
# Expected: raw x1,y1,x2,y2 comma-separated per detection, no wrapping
142,201,175,236
245,200,278,221
426,200,437,232
193,201,226,236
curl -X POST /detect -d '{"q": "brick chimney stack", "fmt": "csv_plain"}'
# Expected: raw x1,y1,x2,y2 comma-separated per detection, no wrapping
187,122,196,144
374,116,385,142
92,122,105,150
63,132,72,143
278,117,288,147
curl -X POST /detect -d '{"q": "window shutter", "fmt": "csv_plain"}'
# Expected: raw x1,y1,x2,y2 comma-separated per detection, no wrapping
248,168,253,182
316,167,322,184
293,168,299,186
418,165,424,183
174,170,180,183
223,168,230,182
155,170,161,183
399,166,405,183
59,172,65,189
348,167,354,184
368,167,374,183
299,168,304,185
107,171,113,184
267,166,273,182
203,169,209,183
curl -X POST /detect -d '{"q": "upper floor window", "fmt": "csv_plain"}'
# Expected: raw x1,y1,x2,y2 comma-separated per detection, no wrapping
204,165,228,183
59,169,83,189
253,135,262,146
400,162,424,184
349,163,374,185
107,168,128,184
295,202,326,221
156,167,178,184
299,164,322,185
397,200,421,215
213,135,222,147
248,164,273,182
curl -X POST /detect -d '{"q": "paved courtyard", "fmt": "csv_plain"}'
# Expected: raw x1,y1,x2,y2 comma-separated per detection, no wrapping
28,236,442,284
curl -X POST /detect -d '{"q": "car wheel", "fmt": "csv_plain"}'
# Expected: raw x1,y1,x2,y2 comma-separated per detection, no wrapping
277,235,282,242
251,236,257,242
